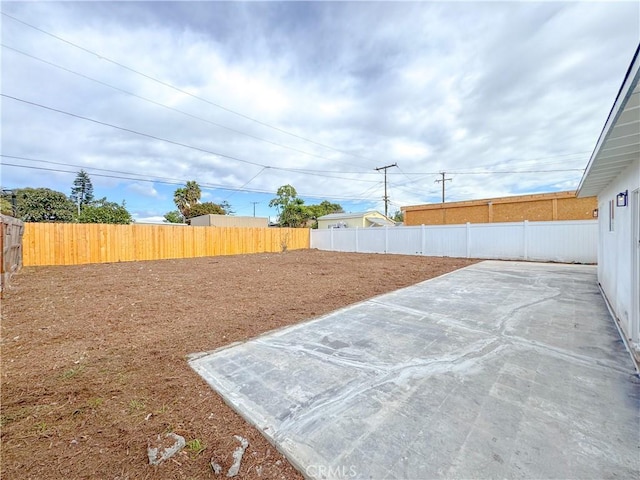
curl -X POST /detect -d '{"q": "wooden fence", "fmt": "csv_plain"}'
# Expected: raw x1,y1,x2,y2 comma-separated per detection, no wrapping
1,215,24,292
22,223,310,266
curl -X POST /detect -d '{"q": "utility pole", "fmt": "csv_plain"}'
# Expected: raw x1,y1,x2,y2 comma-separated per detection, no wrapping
435,172,452,203
375,163,398,217
250,201,259,217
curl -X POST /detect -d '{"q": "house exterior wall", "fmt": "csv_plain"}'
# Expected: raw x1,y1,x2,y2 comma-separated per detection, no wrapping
189,214,268,228
403,191,597,226
597,158,640,347
317,212,392,229
317,215,363,229
598,160,640,347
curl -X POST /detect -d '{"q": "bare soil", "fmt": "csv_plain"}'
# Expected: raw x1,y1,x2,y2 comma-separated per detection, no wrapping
1,250,477,479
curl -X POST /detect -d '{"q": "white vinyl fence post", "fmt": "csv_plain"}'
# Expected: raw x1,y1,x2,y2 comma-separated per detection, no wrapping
523,220,529,260
421,224,426,255
466,222,471,258
384,226,389,254
355,227,359,253
330,227,334,251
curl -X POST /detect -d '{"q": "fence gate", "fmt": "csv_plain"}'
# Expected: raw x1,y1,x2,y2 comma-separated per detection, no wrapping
1,215,24,293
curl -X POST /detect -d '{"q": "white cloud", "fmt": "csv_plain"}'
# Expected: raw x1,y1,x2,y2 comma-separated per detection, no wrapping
127,182,159,198
2,0,638,217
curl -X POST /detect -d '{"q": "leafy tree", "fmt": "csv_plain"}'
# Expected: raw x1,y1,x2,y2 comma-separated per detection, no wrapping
269,185,344,228
269,184,298,212
76,198,132,224
1,196,14,216
391,210,404,223
187,202,226,219
13,188,76,222
304,200,344,227
70,170,94,210
269,184,308,227
163,210,184,223
219,200,234,215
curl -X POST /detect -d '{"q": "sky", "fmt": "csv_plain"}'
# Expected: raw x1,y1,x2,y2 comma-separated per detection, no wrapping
1,1,639,222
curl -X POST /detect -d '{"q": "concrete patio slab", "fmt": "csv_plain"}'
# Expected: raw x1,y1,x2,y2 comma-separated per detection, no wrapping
189,261,640,479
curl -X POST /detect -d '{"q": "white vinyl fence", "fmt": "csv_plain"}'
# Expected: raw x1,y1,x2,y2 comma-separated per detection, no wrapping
311,220,598,264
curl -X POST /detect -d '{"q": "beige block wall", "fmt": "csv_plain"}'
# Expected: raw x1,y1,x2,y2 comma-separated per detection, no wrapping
445,204,488,224
492,199,552,222
556,197,598,220
403,192,597,226
190,214,268,228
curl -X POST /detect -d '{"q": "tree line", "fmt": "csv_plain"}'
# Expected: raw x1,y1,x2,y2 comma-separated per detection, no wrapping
163,180,233,223
1,170,132,224
1,173,352,228
164,182,343,228
269,184,343,228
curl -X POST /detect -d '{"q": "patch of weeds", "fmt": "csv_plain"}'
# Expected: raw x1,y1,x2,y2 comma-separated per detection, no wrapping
281,233,289,252
34,420,48,435
2,407,34,427
0,415,11,428
155,403,168,415
186,438,206,456
61,365,85,380
128,399,146,413
87,397,104,409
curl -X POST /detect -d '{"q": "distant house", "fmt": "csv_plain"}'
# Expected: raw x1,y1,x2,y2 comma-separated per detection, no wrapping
577,45,639,358
189,214,268,228
317,211,395,229
402,191,597,226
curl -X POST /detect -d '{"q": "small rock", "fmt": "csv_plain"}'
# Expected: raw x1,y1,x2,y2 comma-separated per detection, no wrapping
226,435,249,477
147,432,186,466
255,465,263,476
210,460,223,475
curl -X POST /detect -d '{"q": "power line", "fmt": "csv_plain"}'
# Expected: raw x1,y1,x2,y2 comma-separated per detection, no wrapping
1,154,193,184
1,43,354,165
2,11,373,164
1,93,262,168
0,158,380,202
0,69,586,179
222,167,269,201
375,163,398,217
1,94,380,184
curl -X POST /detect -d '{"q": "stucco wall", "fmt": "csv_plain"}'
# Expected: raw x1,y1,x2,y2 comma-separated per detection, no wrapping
403,191,597,226
190,214,268,228
597,158,640,347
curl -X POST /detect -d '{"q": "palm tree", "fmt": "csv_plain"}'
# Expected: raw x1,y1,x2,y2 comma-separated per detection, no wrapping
173,188,189,218
184,181,201,207
173,181,202,219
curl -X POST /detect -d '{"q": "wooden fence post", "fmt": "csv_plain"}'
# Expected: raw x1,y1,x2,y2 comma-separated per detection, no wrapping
1,215,24,293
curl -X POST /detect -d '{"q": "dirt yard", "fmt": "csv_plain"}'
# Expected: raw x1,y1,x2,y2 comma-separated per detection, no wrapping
1,250,477,479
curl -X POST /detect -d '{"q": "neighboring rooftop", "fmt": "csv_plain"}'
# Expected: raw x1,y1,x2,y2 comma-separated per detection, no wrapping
317,211,380,220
